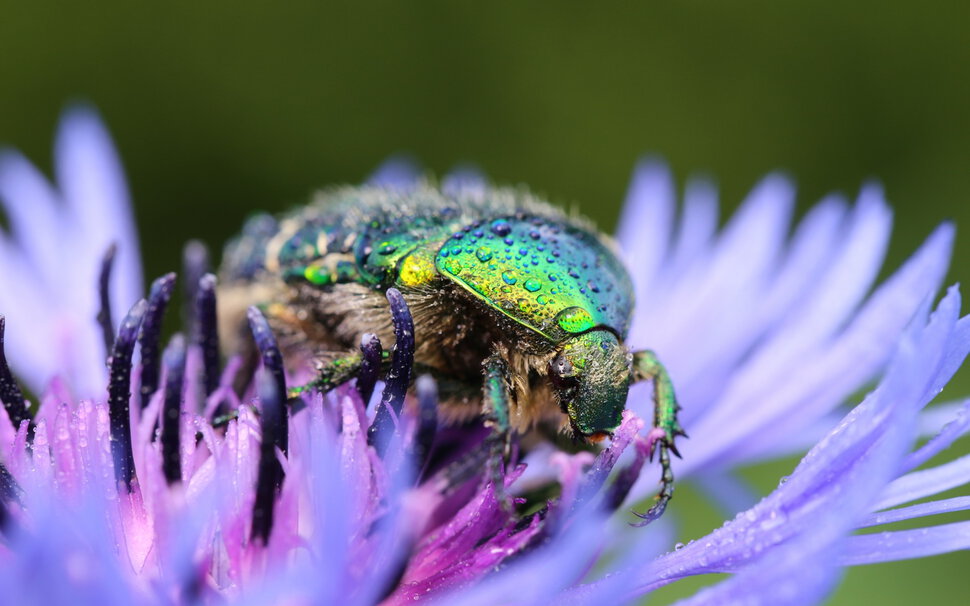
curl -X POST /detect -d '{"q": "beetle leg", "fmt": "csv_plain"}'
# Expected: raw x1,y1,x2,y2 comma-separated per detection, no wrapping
631,349,687,523
289,332,388,402
482,355,514,510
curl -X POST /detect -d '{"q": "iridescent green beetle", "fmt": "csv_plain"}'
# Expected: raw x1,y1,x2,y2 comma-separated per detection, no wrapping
218,183,685,516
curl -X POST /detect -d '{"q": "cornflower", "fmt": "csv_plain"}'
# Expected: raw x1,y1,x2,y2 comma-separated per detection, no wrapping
0,107,967,605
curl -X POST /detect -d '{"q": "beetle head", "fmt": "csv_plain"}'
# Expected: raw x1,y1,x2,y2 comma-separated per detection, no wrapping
548,329,631,443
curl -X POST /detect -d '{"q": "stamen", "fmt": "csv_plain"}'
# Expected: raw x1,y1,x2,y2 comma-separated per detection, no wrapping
96,242,118,356
246,306,288,456
368,288,415,455
357,333,383,404
0,461,22,532
605,438,649,513
138,273,177,406
195,273,221,399
573,418,641,512
0,317,32,434
251,369,285,545
108,299,147,492
181,240,210,337
161,334,186,485
411,374,438,478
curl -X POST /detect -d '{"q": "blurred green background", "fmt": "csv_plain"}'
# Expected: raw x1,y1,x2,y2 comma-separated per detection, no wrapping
1,1,967,603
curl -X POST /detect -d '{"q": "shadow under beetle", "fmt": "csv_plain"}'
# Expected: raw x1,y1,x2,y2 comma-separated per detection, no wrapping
218,182,686,521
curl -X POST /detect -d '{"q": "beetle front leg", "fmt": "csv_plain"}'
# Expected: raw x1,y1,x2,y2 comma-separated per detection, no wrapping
482,355,514,509
289,332,388,402
631,349,686,523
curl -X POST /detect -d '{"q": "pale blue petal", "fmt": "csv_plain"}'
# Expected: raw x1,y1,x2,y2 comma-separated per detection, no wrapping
616,158,675,322
56,105,143,328
664,177,719,278
0,493,147,606
669,193,847,426
639,174,794,397
449,511,609,606
693,470,760,517
367,156,421,190
442,165,487,197
682,223,953,473
842,521,970,565
874,450,970,510
672,543,842,606
625,288,964,595
0,235,60,390
902,399,970,471
860,496,970,528
631,176,719,329
717,187,890,423
558,517,677,606
0,150,67,283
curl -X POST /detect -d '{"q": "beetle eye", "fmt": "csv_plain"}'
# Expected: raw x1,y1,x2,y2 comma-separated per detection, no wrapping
549,354,572,377
548,353,578,390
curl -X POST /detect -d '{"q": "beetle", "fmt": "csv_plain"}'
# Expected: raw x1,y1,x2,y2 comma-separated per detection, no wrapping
217,182,685,519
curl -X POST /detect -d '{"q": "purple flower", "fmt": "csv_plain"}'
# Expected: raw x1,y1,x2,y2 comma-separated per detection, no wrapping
0,109,968,605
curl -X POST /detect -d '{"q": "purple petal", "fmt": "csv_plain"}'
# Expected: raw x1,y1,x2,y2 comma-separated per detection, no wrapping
631,173,794,408
874,451,970,510
56,105,143,333
693,470,759,517
0,238,59,390
441,510,609,606
442,165,487,198
0,150,67,281
367,156,421,190
670,543,842,606
662,177,719,281
625,287,966,593
615,158,675,318
842,521,970,565
903,399,970,471
680,223,953,474
0,107,144,398
860,495,970,528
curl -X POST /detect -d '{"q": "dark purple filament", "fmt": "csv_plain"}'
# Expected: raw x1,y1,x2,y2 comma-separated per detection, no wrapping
138,272,176,407
367,288,414,455
357,332,382,404
195,273,221,399
161,334,186,485
0,317,31,434
181,240,210,338
108,299,147,491
96,243,118,355
246,306,288,457
251,370,286,545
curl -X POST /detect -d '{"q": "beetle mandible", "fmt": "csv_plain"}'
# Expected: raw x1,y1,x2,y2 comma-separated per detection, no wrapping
217,182,686,519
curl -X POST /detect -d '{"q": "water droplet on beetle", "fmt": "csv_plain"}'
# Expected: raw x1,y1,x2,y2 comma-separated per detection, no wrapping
523,278,541,292
490,219,511,236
